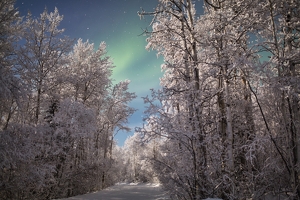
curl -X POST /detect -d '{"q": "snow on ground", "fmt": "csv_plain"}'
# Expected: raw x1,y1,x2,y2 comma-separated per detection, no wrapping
56,183,170,200
203,199,223,200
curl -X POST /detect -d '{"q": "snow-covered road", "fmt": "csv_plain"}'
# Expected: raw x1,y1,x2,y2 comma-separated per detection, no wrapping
57,183,170,200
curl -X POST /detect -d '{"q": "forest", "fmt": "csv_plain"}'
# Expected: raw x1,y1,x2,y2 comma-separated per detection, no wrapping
1,0,300,200
0,0,136,199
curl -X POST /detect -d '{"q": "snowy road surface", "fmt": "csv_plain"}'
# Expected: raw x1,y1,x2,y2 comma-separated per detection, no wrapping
58,183,170,200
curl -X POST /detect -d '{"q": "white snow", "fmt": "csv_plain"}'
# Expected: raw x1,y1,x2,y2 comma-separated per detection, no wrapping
56,183,170,200
204,199,223,200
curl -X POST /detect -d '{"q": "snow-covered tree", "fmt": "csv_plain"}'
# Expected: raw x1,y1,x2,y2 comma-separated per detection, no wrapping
99,80,136,188
47,98,97,197
16,7,73,124
62,39,112,106
0,0,22,130
139,1,212,197
252,0,300,196
138,0,300,199
121,132,158,183
0,5,136,199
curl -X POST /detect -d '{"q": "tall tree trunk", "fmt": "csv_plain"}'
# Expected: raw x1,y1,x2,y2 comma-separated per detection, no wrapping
102,132,108,190
285,4,300,195
224,76,234,171
217,72,227,170
35,86,41,124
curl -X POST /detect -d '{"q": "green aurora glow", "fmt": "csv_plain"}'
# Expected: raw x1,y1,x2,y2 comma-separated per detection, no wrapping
15,0,164,146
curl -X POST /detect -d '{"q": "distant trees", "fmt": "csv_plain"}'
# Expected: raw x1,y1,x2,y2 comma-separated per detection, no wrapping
0,4,135,199
137,0,300,199
121,132,158,183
